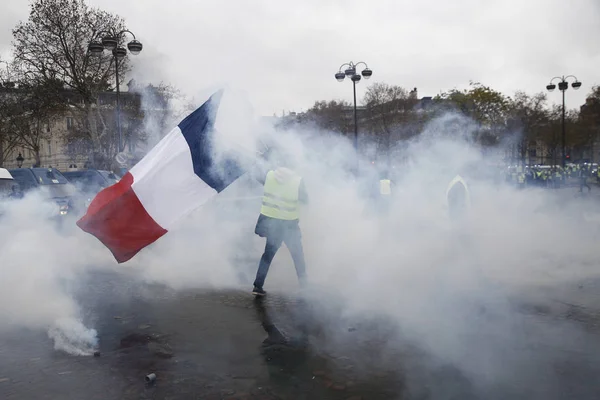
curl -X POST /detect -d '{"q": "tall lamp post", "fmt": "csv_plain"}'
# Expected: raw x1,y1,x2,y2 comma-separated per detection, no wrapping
88,29,143,155
16,153,24,168
546,75,582,167
334,62,372,167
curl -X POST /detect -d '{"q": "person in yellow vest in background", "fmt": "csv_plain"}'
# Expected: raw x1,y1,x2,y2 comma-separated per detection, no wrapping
517,171,526,188
252,156,308,296
380,176,392,196
378,170,392,213
446,174,471,222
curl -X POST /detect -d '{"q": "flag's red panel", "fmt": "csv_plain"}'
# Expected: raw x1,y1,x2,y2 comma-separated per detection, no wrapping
76,172,167,263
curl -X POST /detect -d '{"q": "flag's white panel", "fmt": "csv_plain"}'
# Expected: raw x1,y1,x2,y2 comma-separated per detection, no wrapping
131,127,217,230
212,88,260,156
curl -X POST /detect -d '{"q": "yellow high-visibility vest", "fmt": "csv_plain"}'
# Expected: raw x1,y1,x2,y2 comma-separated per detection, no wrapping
260,170,302,220
380,179,391,195
446,175,471,209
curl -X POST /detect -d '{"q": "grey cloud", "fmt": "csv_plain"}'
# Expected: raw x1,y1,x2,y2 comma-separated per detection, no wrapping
0,1,28,56
2,0,598,113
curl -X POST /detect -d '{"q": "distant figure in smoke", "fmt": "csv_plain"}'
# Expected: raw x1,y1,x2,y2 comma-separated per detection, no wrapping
579,164,591,193
446,174,471,222
378,169,392,214
9,184,23,199
251,154,308,296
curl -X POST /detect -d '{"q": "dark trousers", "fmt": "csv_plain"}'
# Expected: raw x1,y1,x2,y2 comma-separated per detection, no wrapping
253,227,307,289
579,178,591,192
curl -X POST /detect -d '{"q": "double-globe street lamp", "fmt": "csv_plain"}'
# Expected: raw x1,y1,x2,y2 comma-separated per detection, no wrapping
334,62,373,158
546,75,582,167
88,29,143,156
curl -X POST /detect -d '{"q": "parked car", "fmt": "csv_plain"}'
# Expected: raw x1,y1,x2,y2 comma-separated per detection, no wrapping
0,168,21,199
0,168,23,218
62,169,120,211
62,169,119,195
8,167,77,218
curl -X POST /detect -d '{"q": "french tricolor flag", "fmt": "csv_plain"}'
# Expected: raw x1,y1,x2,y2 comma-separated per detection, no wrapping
76,90,245,263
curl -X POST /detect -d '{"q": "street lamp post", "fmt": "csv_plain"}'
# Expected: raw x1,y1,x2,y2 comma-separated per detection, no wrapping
546,75,582,167
334,61,372,171
88,29,143,155
16,153,24,168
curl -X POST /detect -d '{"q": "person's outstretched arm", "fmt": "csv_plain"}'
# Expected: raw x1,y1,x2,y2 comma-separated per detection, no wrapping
298,180,308,205
251,162,269,185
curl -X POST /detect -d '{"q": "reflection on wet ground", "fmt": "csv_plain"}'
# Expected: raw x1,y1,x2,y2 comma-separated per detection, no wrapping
252,296,406,399
0,271,410,399
1,270,600,399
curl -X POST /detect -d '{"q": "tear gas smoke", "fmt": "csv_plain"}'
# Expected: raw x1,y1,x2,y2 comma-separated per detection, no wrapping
0,191,110,354
48,317,98,356
130,89,600,397
2,88,600,395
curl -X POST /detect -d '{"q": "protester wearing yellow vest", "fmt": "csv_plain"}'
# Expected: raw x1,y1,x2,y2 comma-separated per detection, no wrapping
446,174,470,221
380,179,392,195
252,165,308,296
377,170,393,214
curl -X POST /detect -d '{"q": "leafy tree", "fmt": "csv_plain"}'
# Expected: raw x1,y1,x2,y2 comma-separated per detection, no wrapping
303,100,353,134
539,104,586,164
363,83,420,166
506,91,549,164
436,82,510,146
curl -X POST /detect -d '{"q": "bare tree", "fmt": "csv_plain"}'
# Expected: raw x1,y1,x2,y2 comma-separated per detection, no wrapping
579,85,600,162
11,0,129,168
303,100,353,134
6,78,68,167
364,83,419,165
506,91,549,164
135,82,188,147
0,59,21,167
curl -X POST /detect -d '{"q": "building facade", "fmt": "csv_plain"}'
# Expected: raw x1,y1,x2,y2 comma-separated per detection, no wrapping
1,81,165,172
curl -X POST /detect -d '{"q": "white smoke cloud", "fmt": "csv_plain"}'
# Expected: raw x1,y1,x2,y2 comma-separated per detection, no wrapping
2,87,600,396
122,92,600,397
0,191,110,354
48,317,98,356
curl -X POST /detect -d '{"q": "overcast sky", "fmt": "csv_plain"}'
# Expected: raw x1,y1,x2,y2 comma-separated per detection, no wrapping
1,0,599,116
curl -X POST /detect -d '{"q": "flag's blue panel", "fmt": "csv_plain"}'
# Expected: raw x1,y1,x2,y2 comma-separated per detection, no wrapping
178,90,246,193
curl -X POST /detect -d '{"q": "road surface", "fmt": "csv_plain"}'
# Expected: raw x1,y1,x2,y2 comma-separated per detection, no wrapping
0,267,600,400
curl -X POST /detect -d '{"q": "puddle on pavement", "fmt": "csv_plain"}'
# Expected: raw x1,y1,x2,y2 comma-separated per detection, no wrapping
251,296,406,399
100,292,408,399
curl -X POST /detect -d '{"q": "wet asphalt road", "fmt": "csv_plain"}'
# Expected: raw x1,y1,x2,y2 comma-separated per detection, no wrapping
2,184,600,399
0,269,404,400
0,267,600,400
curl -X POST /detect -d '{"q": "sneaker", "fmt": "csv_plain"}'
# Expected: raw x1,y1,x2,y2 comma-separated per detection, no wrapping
252,286,266,296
